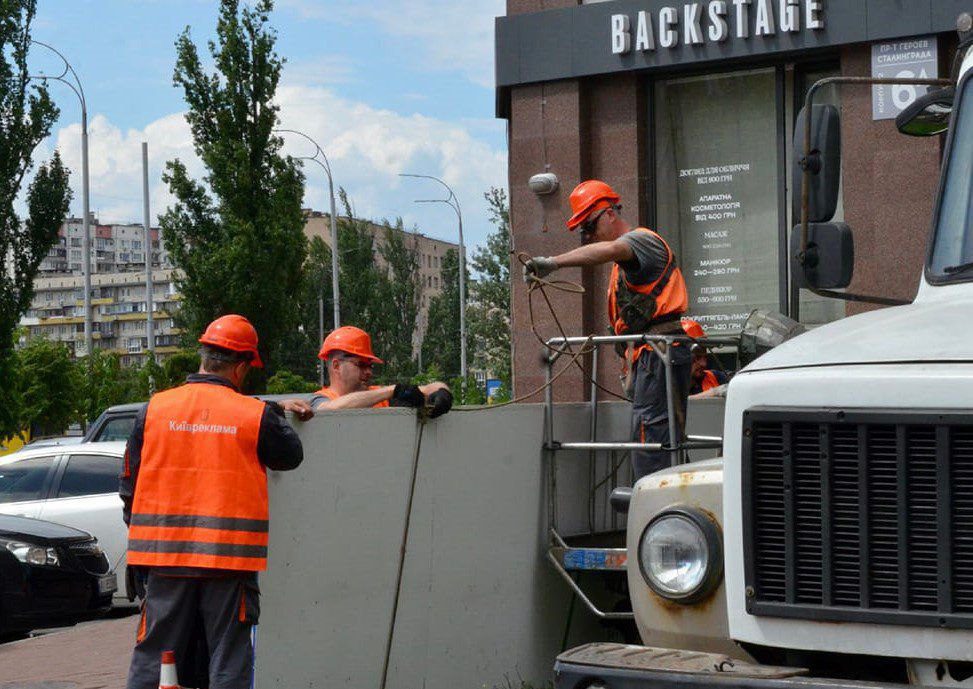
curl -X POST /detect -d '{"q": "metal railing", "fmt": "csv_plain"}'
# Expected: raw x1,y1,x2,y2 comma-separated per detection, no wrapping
542,332,738,620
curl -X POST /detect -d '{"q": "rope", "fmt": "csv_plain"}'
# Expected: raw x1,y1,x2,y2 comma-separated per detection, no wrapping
379,416,426,689
453,251,631,411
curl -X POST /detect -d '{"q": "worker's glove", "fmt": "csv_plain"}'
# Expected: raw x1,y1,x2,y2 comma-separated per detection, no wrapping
390,383,425,408
522,256,558,283
426,389,453,419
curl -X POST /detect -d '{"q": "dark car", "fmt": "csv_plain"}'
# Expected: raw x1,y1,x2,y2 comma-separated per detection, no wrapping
83,394,316,444
82,402,145,443
0,514,116,636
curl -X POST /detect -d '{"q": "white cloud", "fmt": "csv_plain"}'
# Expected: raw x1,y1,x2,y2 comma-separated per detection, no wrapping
47,84,506,249
279,0,505,88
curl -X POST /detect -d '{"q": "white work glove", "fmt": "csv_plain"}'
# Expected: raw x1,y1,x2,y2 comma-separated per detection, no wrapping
522,256,558,283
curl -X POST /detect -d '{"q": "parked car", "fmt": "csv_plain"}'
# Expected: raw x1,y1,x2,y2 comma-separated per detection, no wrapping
83,402,145,443
24,436,84,449
0,442,131,605
0,514,115,635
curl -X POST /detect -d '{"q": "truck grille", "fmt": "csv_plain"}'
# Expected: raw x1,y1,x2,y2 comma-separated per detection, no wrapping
743,408,973,628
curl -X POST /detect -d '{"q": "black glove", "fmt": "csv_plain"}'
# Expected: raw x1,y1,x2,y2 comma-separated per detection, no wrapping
390,383,425,408
426,389,453,418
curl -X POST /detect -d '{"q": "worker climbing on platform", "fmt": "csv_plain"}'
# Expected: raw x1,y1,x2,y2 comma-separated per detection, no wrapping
523,180,693,480
311,325,453,417
120,314,313,689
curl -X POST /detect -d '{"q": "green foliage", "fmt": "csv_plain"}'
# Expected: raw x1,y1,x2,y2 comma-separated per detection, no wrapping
162,348,200,387
266,369,318,394
469,188,512,388
373,220,421,381
16,338,81,435
421,249,465,379
160,0,306,385
76,349,145,423
0,1,72,437
272,234,329,383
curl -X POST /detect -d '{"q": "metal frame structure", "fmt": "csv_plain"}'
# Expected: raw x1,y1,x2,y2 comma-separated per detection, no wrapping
542,332,737,620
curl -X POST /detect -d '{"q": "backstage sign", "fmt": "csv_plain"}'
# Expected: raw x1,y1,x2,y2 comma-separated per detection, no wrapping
609,0,824,55
871,36,938,121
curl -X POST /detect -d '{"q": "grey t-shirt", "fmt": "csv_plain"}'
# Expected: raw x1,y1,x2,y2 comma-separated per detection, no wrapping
617,229,670,286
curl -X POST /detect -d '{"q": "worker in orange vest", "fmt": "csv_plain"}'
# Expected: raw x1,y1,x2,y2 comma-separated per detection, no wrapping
120,314,313,689
523,180,692,480
311,325,452,417
690,344,729,397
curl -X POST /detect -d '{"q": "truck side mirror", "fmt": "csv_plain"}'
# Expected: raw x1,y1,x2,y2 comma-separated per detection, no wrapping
792,104,841,223
896,86,954,136
789,222,854,289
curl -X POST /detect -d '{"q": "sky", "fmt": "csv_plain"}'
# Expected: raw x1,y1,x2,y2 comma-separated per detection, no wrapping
26,0,508,251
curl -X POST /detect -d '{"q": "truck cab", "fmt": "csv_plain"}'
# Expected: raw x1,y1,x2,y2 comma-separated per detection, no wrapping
555,15,973,689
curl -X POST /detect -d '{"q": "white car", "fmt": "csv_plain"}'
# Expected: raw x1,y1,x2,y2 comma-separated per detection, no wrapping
0,441,132,606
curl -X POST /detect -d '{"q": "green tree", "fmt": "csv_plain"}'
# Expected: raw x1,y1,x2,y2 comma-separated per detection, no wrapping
0,1,73,438
77,350,144,423
272,234,330,383
468,187,512,389
421,249,464,379
162,348,200,388
16,338,81,436
373,219,421,381
266,369,317,394
159,0,306,388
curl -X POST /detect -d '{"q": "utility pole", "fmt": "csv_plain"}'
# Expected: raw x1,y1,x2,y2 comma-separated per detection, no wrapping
142,143,154,363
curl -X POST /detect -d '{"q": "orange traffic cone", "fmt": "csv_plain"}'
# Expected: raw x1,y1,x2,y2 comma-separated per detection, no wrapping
159,650,180,689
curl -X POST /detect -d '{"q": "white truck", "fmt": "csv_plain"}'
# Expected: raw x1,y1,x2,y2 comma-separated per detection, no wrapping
554,14,973,689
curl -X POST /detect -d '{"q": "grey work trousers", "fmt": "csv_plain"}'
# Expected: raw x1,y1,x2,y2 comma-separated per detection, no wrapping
630,344,691,481
126,570,260,689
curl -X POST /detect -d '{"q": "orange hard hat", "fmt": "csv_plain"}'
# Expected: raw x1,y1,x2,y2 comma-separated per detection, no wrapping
566,180,621,230
198,314,263,368
318,325,384,363
681,318,706,339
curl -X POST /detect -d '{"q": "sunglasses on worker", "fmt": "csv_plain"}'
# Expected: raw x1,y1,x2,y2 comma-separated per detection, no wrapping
579,207,611,239
338,355,374,371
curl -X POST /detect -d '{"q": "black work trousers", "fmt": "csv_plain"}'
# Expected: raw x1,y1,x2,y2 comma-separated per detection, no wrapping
126,570,260,689
630,344,691,481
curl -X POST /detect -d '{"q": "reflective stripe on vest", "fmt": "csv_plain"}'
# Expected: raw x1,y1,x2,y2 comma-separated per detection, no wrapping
315,385,390,408
128,382,269,571
607,227,688,337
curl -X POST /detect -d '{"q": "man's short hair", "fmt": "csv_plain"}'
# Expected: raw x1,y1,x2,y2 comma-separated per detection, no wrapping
199,344,251,373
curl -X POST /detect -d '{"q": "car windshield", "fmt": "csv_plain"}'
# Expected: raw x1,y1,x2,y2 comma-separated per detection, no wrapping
94,416,136,442
929,70,973,280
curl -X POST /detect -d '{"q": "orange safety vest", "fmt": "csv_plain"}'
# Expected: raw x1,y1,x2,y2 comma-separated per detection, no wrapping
607,227,688,360
701,369,720,392
315,386,390,408
127,383,269,572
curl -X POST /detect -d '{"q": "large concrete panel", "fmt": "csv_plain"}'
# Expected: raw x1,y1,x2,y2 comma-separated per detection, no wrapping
258,398,725,688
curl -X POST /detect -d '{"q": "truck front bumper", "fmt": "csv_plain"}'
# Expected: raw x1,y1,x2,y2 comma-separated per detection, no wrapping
554,643,906,689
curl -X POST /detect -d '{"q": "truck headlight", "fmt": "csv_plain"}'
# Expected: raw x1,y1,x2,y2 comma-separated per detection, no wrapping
638,507,722,604
0,538,60,567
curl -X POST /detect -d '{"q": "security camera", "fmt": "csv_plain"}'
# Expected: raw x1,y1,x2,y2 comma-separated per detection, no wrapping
528,173,559,195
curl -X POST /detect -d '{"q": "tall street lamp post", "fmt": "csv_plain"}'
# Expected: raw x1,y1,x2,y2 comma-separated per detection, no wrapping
275,128,340,386
29,40,92,358
399,173,466,383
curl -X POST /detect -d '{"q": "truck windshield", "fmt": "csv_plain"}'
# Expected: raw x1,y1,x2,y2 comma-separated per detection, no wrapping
929,73,973,281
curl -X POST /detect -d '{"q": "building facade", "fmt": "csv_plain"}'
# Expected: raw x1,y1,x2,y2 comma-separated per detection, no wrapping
302,210,460,346
497,0,962,399
21,212,459,364
20,269,182,366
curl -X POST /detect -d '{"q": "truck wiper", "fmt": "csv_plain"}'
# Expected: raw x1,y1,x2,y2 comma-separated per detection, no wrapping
943,260,973,275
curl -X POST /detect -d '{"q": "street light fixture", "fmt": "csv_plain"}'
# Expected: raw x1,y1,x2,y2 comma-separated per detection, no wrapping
29,40,92,358
275,128,340,386
399,173,467,382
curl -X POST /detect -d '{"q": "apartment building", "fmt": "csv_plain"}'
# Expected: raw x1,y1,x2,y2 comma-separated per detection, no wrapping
40,216,170,275
22,211,458,363
302,210,460,343
20,268,182,365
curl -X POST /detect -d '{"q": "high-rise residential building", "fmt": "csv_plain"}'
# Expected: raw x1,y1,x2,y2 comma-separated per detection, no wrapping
20,211,459,363
302,210,460,347
20,269,182,365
